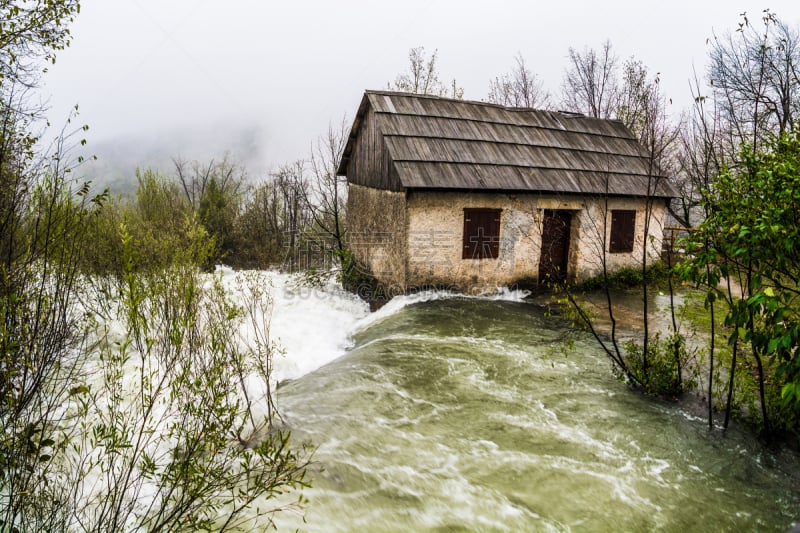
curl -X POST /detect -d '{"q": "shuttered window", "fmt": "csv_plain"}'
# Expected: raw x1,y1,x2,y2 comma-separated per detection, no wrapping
609,210,636,253
463,208,501,259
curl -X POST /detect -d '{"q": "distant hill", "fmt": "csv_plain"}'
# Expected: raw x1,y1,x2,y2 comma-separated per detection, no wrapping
73,123,271,197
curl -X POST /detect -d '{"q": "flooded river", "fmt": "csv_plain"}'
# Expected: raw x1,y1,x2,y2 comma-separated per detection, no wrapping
270,292,799,532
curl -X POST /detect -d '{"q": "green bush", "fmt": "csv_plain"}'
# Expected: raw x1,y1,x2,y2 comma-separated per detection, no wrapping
80,195,124,275
69,260,311,530
577,261,670,291
78,170,219,276
128,169,217,270
613,267,644,287
623,332,695,398
227,181,284,269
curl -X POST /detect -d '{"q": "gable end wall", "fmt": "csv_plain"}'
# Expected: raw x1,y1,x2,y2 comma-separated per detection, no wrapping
346,183,407,292
345,106,403,191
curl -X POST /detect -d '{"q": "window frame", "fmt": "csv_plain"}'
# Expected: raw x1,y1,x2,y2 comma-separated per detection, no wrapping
462,208,501,260
609,209,636,254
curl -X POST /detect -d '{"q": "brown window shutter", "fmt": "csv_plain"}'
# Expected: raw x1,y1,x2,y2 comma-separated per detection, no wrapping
463,212,476,258
610,210,636,253
489,212,501,258
463,208,501,259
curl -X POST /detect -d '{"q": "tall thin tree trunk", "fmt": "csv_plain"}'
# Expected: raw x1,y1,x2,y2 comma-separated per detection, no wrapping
723,273,737,430
706,254,715,430
667,232,682,388
745,260,770,436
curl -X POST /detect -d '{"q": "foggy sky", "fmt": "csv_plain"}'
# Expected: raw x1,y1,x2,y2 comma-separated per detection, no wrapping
41,0,800,188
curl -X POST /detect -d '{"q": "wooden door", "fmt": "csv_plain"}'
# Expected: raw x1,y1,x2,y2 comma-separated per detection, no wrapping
539,210,572,284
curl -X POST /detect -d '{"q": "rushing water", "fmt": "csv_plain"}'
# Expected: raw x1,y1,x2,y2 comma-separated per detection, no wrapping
265,288,799,533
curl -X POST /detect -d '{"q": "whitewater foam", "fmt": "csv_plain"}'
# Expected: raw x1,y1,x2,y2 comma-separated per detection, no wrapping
213,267,370,382
212,269,532,382
353,286,530,332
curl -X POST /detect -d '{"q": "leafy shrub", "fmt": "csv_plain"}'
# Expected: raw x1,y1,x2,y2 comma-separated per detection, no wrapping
80,194,124,274
128,169,218,271
613,267,644,287
79,170,218,275
576,261,671,291
69,255,311,530
623,332,696,398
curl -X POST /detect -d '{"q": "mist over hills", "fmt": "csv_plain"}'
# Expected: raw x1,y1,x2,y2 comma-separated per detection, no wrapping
76,122,271,196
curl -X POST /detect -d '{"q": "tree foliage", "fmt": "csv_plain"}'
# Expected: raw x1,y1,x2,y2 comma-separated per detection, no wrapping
172,155,245,265
676,12,800,229
2,7,90,528
82,146,347,275
0,170,97,532
683,132,800,435
0,0,80,87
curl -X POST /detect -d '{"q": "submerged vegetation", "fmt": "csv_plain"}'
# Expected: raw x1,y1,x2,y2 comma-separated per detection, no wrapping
561,135,800,440
548,10,800,441
681,132,800,437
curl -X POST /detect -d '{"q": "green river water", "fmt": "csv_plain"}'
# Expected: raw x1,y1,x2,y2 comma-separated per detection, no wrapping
272,295,799,532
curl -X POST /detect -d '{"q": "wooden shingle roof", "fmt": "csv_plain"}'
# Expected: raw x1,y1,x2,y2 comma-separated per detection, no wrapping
338,90,678,198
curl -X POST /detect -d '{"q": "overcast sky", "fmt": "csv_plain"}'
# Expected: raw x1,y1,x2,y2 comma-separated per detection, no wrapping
41,0,800,185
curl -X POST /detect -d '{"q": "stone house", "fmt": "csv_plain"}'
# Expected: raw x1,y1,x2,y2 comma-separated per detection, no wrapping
338,90,678,294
